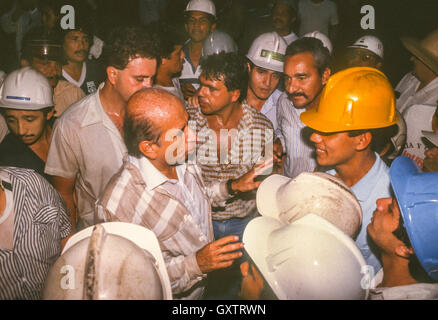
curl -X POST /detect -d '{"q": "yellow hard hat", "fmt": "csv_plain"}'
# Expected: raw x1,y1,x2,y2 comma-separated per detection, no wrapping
300,67,398,133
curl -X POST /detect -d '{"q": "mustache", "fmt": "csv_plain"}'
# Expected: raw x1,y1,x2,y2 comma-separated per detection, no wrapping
288,92,308,100
74,50,87,55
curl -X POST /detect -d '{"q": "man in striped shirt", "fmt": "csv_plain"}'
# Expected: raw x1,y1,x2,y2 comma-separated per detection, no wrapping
98,88,267,299
0,167,71,299
186,52,274,299
275,37,331,178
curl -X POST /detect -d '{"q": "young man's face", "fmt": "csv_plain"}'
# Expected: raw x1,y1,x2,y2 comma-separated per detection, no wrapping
309,131,359,167
163,45,185,76
185,11,216,43
284,52,327,109
3,109,52,146
248,64,281,101
63,30,90,63
31,57,61,88
198,74,239,116
367,197,402,253
112,57,157,103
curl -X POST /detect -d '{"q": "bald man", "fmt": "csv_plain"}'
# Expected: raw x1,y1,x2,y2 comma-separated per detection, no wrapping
97,88,269,299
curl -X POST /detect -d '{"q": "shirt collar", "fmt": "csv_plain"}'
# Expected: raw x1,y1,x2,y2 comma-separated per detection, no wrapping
128,155,186,191
80,82,108,128
350,153,387,202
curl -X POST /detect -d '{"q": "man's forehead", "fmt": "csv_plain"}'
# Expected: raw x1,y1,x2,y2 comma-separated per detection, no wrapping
3,109,44,116
124,56,157,72
200,73,225,85
65,30,89,38
187,11,210,20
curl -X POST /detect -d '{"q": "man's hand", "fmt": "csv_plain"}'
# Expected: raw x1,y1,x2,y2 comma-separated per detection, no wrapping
181,83,198,101
231,157,274,193
188,94,200,107
273,138,285,174
196,235,243,273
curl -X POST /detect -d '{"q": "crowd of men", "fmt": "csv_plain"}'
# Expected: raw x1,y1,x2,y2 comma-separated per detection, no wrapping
0,0,437,300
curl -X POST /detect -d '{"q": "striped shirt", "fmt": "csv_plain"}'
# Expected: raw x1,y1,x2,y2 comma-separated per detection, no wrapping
0,167,71,300
187,102,274,220
275,92,317,178
97,157,231,299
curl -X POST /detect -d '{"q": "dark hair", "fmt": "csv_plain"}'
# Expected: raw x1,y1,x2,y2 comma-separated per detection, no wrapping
286,37,331,77
102,26,161,70
149,22,187,60
38,0,64,16
347,125,397,154
393,210,437,283
123,109,161,158
200,52,248,103
0,106,54,116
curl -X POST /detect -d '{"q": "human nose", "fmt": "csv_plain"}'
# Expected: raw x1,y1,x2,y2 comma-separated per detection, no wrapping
310,131,322,144
17,120,28,136
285,77,299,94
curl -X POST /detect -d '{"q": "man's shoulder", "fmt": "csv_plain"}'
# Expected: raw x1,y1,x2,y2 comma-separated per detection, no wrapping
242,102,273,130
55,91,99,127
55,79,85,96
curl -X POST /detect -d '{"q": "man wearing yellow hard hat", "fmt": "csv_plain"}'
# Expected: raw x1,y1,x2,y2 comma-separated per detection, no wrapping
300,67,399,276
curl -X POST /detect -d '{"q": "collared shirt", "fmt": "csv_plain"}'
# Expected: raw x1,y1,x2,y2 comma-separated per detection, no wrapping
260,89,282,131
187,102,274,220
395,72,438,114
45,83,127,229
128,155,211,239
97,156,230,299
179,41,203,91
327,154,391,274
282,32,299,45
61,61,105,95
275,92,316,178
0,167,71,300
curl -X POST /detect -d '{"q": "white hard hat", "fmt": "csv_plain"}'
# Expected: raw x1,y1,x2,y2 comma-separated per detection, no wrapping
348,35,384,59
302,31,333,54
43,222,172,300
257,173,362,238
0,71,6,87
0,67,53,110
203,30,238,56
185,0,216,18
246,32,287,73
243,214,368,300
386,110,407,160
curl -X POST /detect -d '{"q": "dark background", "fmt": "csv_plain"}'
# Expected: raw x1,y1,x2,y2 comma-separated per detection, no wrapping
1,0,437,86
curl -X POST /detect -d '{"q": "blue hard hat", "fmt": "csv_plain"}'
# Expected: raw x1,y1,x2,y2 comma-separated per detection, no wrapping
390,156,438,281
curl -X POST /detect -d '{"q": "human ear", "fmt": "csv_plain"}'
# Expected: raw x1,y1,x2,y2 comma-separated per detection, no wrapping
321,67,331,85
46,108,55,121
355,132,372,151
139,140,158,160
106,66,118,85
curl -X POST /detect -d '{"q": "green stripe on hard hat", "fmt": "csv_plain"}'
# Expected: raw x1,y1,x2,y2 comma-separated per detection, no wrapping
260,49,285,62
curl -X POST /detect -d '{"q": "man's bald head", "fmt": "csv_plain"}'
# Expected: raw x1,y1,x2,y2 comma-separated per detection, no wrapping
124,88,186,158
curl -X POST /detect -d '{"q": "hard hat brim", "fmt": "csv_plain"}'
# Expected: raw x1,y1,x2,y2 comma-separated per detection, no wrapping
401,37,438,75
300,108,399,133
246,55,284,73
64,222,173,299
256,174,291,220
422,130,438,148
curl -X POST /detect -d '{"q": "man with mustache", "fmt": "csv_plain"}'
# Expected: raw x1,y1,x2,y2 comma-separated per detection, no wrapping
0,67,55,180
60,16,104,95
20,29,85,117
275,37,330,178
271,0,299,45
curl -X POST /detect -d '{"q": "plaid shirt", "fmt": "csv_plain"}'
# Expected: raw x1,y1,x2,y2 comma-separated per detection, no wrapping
96,157,230,299
186,102,274,220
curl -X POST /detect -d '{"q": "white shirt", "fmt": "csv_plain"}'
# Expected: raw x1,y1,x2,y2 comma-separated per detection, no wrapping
154,78,184,102
45,83,127,229
275,92,316,178
282,32,299,45
395,72,438,114
401,104,436,169
298,0,339,37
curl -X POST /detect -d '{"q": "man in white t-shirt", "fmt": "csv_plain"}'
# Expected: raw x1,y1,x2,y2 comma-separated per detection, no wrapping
298,0,339,40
